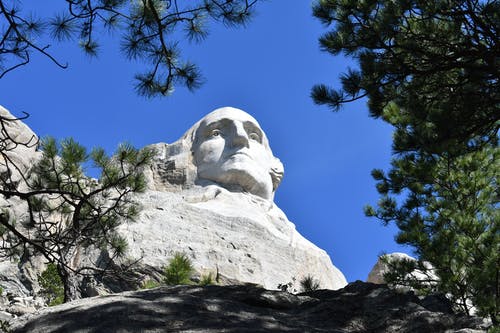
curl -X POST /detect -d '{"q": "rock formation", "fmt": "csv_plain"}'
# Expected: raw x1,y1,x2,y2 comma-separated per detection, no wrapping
0,106,41,229
0,106,46,318
0,106,346,319
367,252,436,286
1,106,492,332
10,281,491,333
117,107,346,291
367,252,416,284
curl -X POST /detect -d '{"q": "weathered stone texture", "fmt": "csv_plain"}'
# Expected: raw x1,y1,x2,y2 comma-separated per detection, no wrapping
119,187,347,292
11,282,491,333
0,105,347,318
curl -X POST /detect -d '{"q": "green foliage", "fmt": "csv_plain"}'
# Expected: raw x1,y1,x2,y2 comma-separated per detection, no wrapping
313,0,499,324
366,146,499,320
300,275,320,292
488,326,500,333
199,273,215,286
378,255,437,296
0,134,153,302
312,0,499,152
0,319,10,333
163,253,194,285
141,279,161,290
0,1,262,96
38,263,64,306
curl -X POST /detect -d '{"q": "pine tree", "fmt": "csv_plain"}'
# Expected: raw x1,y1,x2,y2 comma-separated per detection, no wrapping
312,0,499,152
0,114,153,302
163,252,194,285
365,146,499,320
312,0,499,323
0,0,261,97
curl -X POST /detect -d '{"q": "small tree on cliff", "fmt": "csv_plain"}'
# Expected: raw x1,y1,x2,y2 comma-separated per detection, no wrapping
312,0,499,323
0,114,152,302
0,0,261,97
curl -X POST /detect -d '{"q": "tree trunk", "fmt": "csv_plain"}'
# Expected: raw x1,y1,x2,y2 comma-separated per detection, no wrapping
61,268,81,302
59,245,83,302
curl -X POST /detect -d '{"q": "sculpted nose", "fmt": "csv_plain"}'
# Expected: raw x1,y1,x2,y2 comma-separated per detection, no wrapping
231,122,249,148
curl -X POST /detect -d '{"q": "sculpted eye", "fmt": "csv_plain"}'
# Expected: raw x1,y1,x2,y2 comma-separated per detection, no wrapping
211,129,221,137
249,132,261,142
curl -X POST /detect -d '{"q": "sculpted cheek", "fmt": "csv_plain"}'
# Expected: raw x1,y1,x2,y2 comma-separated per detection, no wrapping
198,142,222,164
252,145,273,166
203,151,217,164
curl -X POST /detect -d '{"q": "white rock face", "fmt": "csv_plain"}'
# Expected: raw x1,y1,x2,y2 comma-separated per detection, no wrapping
0,105,347,304
0,106,41,226
367,252,437,286
121,187,346,291
367,252,417,284
0,106,46,316
0,105,39,179
121,107,347,291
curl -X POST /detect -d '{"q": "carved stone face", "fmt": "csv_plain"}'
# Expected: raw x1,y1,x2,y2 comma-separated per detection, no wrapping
192,107,283,200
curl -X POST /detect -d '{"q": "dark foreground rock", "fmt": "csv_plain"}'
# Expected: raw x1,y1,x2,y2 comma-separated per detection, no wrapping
10,281,490,333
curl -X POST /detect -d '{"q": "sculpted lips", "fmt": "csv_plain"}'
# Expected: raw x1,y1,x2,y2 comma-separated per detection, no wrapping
226,150,252,159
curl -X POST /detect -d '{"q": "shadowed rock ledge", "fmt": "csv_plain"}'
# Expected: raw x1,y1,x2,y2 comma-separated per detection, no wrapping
10,281,490,333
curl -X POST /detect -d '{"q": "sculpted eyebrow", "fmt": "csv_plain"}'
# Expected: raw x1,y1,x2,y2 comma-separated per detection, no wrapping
203,119,262,140
244,121,262,136
204,119,230,132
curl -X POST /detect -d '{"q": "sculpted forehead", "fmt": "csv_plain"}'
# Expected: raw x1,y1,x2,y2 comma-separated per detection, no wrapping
202,107,260,124
194,107,271,149
199,107,261,127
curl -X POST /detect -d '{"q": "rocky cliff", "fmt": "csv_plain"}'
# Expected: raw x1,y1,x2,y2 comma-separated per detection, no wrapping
117,182,346,292
0,105,346,319
119,108,347,291
1,107,493,333
10,281,491,333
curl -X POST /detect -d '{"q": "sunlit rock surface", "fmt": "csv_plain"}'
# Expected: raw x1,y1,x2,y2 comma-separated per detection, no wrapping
120,107,346,291
0,106,346,319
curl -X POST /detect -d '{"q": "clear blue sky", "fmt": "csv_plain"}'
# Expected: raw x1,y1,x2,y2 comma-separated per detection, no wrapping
1,1,410,283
